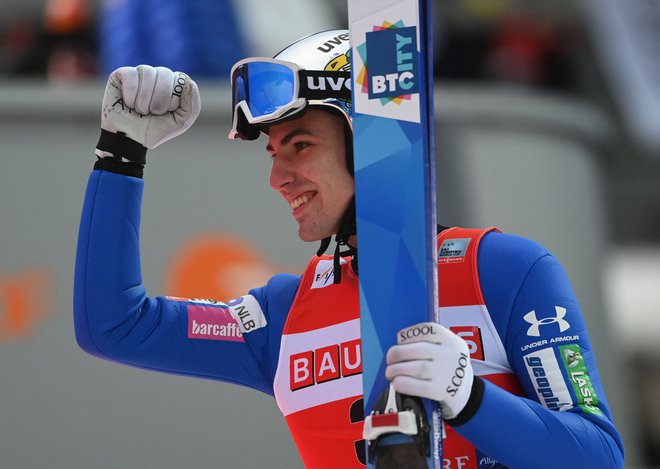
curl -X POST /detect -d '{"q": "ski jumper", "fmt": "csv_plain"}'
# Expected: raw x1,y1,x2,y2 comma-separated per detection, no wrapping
74,169,624,468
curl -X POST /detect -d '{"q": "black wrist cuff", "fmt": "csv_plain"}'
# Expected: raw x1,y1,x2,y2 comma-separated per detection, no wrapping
445,376,485,427
94,158,144,179
96,129,147,165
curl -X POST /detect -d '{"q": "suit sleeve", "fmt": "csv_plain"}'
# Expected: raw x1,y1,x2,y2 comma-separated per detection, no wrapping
452,232,624,468
73,169,288,395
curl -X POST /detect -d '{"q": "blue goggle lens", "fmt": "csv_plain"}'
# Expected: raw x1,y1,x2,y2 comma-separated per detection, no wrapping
232,61,297,120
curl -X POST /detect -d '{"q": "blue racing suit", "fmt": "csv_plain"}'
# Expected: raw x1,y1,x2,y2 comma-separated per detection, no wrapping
74,169,624,468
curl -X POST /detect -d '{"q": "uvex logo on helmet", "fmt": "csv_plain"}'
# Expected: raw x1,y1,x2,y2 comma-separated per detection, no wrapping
317,32,350,53
274,29,352,122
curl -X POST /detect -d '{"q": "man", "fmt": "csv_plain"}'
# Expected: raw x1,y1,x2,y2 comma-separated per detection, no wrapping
74,30,624,468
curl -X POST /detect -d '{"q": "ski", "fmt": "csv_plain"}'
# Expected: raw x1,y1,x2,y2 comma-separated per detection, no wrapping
348,0,439,467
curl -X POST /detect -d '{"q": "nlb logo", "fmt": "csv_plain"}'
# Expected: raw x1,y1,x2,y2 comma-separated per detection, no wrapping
226,294,267,333
290,339,362,391
366,26,419,100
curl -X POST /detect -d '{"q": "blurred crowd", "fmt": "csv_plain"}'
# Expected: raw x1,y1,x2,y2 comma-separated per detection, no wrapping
0,0,95,81
0,0,249,81
0,0,585,95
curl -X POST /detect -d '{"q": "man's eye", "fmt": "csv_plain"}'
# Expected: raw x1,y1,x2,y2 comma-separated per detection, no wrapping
295,141,310,151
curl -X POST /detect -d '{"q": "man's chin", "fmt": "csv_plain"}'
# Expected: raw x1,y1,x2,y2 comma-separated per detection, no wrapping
298,232,321,243
297,227,335,243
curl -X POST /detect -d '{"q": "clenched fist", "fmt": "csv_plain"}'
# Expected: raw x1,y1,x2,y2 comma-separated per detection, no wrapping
96,65,201,162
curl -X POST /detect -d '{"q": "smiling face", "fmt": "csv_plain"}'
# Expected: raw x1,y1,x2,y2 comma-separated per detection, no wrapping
267,108,355,243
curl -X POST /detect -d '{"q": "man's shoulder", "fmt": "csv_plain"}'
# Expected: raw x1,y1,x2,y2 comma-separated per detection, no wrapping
261,273,301,300
438,225,549,262
479,230,550,264
476,230,561,304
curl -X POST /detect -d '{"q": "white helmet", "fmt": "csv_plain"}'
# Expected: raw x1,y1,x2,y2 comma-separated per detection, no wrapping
229,29,352,140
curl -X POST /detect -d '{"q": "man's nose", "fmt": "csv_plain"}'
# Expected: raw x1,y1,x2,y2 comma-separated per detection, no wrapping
269,156,294,192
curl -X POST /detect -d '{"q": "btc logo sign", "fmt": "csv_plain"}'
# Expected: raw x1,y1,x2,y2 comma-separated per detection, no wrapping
366,26,419,100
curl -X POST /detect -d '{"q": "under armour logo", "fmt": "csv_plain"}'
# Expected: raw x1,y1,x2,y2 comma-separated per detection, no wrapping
523,306,570,337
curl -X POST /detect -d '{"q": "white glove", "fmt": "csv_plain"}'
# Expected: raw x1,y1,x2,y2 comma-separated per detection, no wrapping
98,65,201,155
385,322,474,420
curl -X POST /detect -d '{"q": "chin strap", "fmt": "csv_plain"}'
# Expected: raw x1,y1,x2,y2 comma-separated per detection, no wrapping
317,198,357,284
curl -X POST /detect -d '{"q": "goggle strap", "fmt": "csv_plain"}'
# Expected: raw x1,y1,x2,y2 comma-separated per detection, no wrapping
298,70,351,101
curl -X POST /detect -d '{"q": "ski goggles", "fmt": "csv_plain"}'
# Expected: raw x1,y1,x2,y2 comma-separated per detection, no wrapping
229,57,351,140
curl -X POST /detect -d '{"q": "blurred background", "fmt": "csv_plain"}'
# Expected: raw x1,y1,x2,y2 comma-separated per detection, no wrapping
0,0,658,467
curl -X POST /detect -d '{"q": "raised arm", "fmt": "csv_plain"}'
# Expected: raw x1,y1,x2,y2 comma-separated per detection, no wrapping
73,66,273,394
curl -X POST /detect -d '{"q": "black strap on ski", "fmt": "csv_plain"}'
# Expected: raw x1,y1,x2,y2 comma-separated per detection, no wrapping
363,383,430,468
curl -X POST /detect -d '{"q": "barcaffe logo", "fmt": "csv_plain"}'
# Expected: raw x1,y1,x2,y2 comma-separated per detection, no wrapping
187,305,244,342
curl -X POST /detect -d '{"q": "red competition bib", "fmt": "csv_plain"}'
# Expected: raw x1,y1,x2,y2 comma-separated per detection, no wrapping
273,228,523,468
